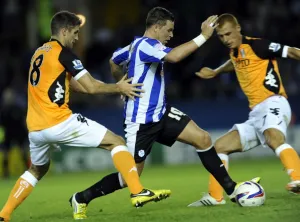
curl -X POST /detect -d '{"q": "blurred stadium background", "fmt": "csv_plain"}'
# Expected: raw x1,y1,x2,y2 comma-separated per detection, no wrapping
0,0,300,175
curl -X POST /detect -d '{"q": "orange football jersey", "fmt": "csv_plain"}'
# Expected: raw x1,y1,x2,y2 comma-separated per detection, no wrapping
230,36,287,108
27,39,87,132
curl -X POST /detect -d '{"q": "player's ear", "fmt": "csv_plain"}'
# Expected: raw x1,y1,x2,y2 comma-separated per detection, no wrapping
154,24,161,33
236,25,241,32
61,28,68,36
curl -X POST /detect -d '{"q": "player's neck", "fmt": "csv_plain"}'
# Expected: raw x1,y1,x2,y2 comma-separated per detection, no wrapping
50,35,66,47
235,34,243,49
143,29,158,41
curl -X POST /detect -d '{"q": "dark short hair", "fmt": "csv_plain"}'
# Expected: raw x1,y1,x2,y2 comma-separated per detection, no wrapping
217,13,240,28
146,7,174,29
51,11,82,35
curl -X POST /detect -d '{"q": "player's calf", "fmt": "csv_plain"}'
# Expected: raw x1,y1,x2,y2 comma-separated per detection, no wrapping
0,163,49,221
178,121,237,198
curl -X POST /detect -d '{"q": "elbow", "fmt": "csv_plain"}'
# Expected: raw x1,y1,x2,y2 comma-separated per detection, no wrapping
165,54,180,63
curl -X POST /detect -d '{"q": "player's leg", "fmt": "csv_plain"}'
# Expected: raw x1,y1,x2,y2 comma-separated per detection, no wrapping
64,115,170,218
75,161,146,206
73,120,170,206
257,96,300,193
176,120,238,196
0,131,51,222
187,119,261,206
264,128,300,193
206,130,242,202
156,107,236,196
156,107,252,204
72,120,155,207
98,130,145,196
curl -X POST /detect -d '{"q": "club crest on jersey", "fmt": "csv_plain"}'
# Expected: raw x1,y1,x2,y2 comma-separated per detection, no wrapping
72,59,84,70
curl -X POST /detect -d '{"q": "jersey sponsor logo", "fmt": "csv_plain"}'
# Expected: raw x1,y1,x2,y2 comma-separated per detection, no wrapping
265,68,279,88
53,81,65,103
268,43,281,52
263,63,280,94
233,58,250,68
72,59,84,70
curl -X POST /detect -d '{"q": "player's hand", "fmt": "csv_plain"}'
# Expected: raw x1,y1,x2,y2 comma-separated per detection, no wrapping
117,75,144,100
195,67,217,79
201,15,218,40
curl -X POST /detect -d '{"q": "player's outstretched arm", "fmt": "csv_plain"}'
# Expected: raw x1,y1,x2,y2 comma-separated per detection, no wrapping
109,58,124,82
164,15,218,63
287,47,300,60
70,78,103,93
195,59,234,79
75,72,144,100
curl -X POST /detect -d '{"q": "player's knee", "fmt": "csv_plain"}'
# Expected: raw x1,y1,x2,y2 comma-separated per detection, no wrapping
107,135,126,151
194,130,212,150
28,162,50,180
264,128,285,150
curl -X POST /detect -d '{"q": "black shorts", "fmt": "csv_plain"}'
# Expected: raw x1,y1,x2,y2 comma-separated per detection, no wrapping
124,106,191,163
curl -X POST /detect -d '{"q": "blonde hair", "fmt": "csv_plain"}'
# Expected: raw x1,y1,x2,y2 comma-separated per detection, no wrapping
217,13,239,27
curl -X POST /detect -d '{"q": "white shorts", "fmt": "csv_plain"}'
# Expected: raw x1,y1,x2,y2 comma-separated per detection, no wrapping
29,114,108,165
229,95,291,151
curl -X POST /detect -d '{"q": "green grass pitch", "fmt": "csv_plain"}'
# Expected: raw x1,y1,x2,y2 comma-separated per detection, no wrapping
0,158,299,222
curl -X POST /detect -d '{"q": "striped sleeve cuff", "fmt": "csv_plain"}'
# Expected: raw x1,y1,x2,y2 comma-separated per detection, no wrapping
74,69,88,80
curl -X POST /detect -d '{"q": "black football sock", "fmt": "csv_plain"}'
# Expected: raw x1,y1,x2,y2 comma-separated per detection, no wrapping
197,146,236,195
75,172,124,204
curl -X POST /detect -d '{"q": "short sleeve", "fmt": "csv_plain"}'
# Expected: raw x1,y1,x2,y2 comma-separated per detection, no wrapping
251,39,289,59
111,45,130,65
59,47,88,80
139,39,172,63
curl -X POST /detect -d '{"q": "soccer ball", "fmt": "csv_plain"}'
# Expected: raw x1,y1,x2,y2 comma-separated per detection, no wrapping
235,181,266,207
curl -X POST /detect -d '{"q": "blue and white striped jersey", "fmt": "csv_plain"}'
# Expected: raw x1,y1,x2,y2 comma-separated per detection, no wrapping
112,37,172,124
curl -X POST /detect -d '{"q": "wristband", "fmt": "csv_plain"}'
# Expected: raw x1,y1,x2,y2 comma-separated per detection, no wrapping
193,34,207,47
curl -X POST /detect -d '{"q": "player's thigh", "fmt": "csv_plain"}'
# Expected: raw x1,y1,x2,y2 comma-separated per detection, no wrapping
99,130,126,150
124,122,159,163
214,130,243,154
156,106,193,146
229,123,260,152
42,114,109,149
177,120,212,149
253,95,291,148
28,131,52,166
